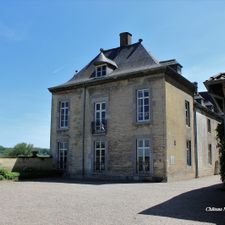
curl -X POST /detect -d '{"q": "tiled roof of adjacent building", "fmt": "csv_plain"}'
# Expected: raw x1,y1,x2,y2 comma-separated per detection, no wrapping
195,91,221,117
206,72,225,81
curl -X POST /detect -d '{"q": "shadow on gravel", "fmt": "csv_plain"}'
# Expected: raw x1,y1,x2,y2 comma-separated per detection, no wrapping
139,183,225,225
19,177,154,185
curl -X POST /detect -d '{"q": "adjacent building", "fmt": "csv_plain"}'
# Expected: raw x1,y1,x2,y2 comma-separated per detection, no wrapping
194,91,221,177
49,32,221,181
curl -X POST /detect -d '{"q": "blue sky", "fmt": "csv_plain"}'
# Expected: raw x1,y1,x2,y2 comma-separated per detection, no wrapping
1,0,225,148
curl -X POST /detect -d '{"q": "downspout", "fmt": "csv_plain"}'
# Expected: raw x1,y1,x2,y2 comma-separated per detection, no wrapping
194,104,199,178
82,86,86,177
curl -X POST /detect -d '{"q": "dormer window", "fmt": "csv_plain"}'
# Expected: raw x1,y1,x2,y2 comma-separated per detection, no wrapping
96,65,107,77
92,51,118,79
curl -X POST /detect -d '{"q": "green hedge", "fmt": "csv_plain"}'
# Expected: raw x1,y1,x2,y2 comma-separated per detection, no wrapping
216,122,225,183
0,168,20,181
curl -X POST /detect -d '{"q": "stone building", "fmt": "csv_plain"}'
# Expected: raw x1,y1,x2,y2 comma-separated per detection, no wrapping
49,32,221,181
194,91,221,177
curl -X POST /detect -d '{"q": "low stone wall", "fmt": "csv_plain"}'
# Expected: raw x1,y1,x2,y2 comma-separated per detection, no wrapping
0,157,58,178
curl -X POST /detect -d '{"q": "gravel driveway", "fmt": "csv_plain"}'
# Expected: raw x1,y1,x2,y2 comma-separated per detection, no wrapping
0,175,224,225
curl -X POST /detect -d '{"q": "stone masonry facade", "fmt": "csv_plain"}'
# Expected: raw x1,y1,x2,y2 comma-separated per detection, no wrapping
49,32,221,182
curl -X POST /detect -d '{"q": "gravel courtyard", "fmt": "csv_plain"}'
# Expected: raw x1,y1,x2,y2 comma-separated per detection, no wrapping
0,175,224,225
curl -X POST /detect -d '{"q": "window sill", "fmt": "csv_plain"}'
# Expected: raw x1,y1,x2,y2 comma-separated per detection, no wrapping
57,128,69,132
135,121,151,126
91,76,106,80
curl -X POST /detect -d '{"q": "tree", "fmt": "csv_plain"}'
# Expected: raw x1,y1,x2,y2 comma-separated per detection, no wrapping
216,122,225,183
0,145,5,156
6,143,33,157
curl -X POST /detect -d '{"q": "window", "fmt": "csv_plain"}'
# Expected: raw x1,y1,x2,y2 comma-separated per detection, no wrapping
96,65,107,77
137,139,151,173
94,102,106,133
137,89,150,122
94,141,105,172
59,101,69,128
185,100,190,127
207,119,211,133
208,144,212,165
58,141,68,170
186,140,192,166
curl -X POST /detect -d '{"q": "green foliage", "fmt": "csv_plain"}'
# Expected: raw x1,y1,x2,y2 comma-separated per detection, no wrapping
35,148,50,156
0,145,5,156
216,122,225,183
3,148,15,157
0,168,7,177
0,168,20,181
5,172,20,180
5,143,33,157
0,144,50,158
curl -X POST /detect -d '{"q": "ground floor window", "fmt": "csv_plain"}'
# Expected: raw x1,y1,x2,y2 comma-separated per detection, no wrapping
58,141,68,170
137,139,150,174
208,144,212,165
186,140,192,166
94,141,105,172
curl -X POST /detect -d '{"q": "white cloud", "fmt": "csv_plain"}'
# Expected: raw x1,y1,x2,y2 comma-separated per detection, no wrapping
52,66,65,74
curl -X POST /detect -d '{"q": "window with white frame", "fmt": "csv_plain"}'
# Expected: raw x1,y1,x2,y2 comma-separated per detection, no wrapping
137,139,150,173
94,141,105,172
185,100,190,127
94,102,106,132
95,65,107,77
208,144,212,165
186,140,192,166
137,89,150,122
58,141,68,170
59,101,69,128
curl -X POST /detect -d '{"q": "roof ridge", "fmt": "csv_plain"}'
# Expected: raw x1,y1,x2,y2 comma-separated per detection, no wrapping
102,42,140,53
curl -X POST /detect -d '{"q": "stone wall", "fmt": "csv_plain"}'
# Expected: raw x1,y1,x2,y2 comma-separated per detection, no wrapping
165,81,196,181
51,73,167,180
0,157,55,177
196,110,220,177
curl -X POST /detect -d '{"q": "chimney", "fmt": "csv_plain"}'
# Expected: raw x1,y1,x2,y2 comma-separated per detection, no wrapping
120,32,132,47
193,82,198,94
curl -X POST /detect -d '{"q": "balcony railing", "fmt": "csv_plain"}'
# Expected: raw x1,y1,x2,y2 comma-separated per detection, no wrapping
91,120,107,134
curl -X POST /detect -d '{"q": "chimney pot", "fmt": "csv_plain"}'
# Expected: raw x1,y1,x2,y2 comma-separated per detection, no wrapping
120,32,132,47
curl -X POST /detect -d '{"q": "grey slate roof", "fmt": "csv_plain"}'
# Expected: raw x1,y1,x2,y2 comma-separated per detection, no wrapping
206,72,225,81
199,91,219,113
50,42,161,90
93,52,118,68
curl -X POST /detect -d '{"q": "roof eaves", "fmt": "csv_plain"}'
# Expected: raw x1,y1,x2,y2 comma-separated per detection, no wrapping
165,66,196,93
48,64,166,93
195,102,223,121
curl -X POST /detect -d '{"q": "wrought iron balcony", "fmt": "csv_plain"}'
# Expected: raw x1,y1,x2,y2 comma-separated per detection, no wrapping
91,120,107,134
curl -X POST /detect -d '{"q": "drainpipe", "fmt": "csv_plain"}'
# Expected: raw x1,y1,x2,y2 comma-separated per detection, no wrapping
194,104,199,178
82,86,86,177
